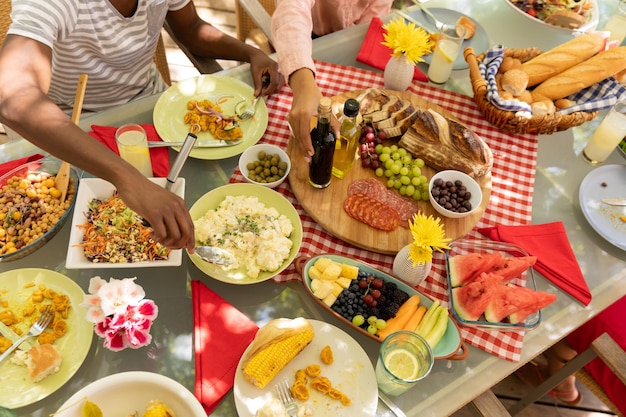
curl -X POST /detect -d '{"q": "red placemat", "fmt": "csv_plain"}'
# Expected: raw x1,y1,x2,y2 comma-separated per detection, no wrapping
230,61,538,362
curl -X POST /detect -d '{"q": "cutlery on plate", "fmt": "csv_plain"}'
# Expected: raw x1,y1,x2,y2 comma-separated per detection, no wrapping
237,74,270,120
395,9,433,33
148,139,242,148
195,245,236,266
378,391,408,417
411,0,456,32
274,379,298,417
0,305,54,364
601,198,626,206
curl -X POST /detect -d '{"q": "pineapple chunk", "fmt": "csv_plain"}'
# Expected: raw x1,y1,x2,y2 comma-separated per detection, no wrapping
340,264,359,280
331,282,344,297
314,257,333,272
310,278,322,293
308,266,323,280
322,292,337,307
336,277,352,289
313,281,334,299
321,263,342,281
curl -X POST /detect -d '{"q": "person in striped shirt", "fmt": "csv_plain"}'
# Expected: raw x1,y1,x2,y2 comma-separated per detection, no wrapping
0,0,283,252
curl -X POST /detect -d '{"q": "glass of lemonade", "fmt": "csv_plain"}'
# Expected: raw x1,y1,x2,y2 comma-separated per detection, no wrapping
582,99,626,165
115,124,153,177
427,26,465,85
603,0,626,45
375,331,434,396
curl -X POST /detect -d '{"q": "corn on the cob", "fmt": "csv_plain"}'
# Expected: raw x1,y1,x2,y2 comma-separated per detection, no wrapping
242,318,314,389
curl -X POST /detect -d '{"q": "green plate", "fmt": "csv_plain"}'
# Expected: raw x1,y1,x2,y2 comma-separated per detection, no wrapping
0,269,93,408
297,254,467,360
188,184,303,284
152,74,268,160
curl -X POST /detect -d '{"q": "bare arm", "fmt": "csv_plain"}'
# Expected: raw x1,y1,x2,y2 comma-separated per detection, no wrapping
0,35,194,251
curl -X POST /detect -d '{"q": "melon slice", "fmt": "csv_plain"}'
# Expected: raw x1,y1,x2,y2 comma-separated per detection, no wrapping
449,252,503,287
484,284,538,323
451,272,502,321
509,291,557,324
486,256,538,283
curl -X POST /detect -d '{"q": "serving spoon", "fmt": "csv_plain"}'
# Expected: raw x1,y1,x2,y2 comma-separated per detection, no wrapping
195,245,236,265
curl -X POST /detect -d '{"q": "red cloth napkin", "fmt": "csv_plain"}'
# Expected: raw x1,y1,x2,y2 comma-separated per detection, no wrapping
88,124,170,177
191,280,259,414
478,222,592,306
356,17,428,83
0,153,45,177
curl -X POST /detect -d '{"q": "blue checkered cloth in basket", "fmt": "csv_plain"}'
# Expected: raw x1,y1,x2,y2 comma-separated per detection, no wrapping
479,45,626,116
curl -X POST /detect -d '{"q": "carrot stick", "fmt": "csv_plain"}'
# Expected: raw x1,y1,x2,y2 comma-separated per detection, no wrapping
403,305,428,332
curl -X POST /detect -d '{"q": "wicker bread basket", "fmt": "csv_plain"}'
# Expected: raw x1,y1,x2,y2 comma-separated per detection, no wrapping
464,46,599,135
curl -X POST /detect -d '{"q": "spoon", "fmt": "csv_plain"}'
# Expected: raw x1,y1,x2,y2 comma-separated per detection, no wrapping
195,245,236,265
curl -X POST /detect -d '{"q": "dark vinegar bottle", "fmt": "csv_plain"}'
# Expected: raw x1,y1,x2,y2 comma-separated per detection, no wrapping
309,97,336,188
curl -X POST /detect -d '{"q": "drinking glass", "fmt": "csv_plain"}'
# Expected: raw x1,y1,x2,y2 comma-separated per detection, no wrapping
427,27,465,84
375,331,433,396
582,99,626,165
115,124,153,177
603,0,626,45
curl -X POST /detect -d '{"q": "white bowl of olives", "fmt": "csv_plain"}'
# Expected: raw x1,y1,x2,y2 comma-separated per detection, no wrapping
239,143,290,189
429,170,482,219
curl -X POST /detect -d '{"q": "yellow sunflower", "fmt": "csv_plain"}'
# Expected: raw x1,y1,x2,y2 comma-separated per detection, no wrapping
407,212,452,265
382,18,433,64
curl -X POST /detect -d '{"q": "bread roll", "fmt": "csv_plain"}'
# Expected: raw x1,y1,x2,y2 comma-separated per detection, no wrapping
502,69,529,96
517,90,533,104
499,56,522,73
531,99,556,116
532,46,626,100
27,344,62,382
521,32,608,86
455,16,476,39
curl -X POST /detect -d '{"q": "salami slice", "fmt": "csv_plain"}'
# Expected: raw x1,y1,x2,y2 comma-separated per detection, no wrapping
343,193,401,231
347,178,420,226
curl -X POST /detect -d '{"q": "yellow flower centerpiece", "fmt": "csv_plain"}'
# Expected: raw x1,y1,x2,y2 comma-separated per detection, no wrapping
407,212,452,266
382,18,433,65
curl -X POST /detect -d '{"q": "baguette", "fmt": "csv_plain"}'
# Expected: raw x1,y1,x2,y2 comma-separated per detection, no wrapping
520,32,607,86
532,46,626,100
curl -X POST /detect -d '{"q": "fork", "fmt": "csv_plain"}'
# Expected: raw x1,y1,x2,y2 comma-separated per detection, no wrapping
274,379,298,417
411,0,456,32
238,75,270,120
0,305,54,364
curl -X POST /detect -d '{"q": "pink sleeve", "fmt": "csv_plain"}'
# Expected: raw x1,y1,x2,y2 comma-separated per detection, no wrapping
354,0,393,25
271,0,317,81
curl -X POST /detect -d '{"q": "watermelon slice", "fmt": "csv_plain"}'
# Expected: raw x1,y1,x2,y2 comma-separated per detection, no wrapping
509,291,557,324
451,272,502,321
484,284,539,323
486,255,538,283
449,253,503,287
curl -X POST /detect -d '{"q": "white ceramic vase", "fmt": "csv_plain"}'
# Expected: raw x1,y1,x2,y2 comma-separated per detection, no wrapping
392,245,432,287
383,55,414,91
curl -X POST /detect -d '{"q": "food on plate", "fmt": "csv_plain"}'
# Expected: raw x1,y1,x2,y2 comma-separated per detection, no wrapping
320,345,333,364
508,0,594,29
343,193,402,231
183,97,243,140
193,195,294,278
348,178,420,226
290,347,350,406
448,252,555,324
376,294,420,339
520,32,607,87
531,46,626,101
310,376,351,405
455,16,476,40
81,399,176,417
242,317,314,389
11,343,62,382
76,193,170,263
254,398,290,417
244,150,289,184
0,170,76,256
415,301,449,349
305,364,321,377
430,177,474,214
398,108,493,178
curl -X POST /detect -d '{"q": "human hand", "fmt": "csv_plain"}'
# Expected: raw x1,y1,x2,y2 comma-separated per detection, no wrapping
249,52,284,97
288,70,323,162
116,179,195,252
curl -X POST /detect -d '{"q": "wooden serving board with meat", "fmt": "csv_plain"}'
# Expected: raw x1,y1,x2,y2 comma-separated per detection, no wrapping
286,88,492,255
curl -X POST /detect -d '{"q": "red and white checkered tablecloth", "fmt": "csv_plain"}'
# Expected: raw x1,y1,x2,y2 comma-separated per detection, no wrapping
230,60,539,362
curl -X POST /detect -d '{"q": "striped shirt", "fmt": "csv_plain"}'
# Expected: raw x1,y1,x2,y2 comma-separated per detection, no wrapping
8,0,189,112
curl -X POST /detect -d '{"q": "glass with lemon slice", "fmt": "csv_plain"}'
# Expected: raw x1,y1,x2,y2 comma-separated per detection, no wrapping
427,26,466,85
375,331,434,396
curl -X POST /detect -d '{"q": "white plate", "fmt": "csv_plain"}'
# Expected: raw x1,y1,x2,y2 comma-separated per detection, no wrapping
0,268,93,409
233,320,378,417
188,183,303,284
55,371,205,417
65,178,184,268
579,164,626,251
403,8,489,70
153,74,268,160
504,0,599,34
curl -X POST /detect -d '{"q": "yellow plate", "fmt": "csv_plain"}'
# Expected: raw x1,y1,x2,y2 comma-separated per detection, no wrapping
153,74,268,160
188,183,303,284
0,268,93,408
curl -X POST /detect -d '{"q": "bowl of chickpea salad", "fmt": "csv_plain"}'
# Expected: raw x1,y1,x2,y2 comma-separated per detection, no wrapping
0,156,79,261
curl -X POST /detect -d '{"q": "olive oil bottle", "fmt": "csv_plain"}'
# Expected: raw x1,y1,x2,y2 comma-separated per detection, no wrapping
332,98,361,179
309,97,336,188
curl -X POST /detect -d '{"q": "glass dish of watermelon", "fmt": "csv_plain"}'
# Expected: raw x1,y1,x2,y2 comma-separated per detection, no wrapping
446,239,554,331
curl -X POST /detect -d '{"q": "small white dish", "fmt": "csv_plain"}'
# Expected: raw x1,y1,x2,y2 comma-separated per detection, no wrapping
238,143,290,189
65,177,184,268
429,170,482,219
504,0,599,35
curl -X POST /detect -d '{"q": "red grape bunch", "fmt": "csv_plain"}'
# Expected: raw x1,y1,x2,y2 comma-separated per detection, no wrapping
359,124,387,169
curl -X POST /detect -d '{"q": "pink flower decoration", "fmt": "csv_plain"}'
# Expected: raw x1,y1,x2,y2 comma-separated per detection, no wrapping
81,276,158,352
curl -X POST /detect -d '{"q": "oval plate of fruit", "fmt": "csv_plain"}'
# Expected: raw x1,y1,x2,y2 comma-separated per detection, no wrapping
295,254,467,360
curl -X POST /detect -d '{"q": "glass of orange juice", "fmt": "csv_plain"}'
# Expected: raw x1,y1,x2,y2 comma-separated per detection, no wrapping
115,124,153,177
375,331,434,396
427,26,465,85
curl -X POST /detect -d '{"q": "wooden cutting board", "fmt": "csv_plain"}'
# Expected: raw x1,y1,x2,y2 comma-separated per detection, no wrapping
287,89,492,255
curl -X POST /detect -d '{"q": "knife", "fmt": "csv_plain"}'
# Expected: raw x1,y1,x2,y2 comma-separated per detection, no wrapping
378,392,408,417
601,198,626,206
148,139,242,148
